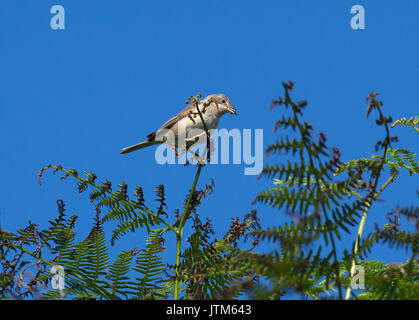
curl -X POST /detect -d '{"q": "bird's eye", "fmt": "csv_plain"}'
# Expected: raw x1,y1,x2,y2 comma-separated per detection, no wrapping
222,100,226,103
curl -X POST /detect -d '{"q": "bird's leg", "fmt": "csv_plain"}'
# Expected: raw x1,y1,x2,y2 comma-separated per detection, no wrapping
171,145,182,159
176,143,206,166
187,147,206,166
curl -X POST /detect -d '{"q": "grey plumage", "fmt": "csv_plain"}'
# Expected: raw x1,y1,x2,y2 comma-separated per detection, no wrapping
120,94,236,154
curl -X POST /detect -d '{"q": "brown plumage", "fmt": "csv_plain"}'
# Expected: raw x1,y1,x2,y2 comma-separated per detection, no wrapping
121,94,236,154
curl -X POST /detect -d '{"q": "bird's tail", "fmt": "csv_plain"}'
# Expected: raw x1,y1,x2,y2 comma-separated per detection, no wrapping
120,140,160,154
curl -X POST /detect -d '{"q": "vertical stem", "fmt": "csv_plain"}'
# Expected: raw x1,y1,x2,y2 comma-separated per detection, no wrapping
344,202,369,300
173,164,203,300
345,172,397,300
173,96,209,299
174,232,182,300
195,100,211,163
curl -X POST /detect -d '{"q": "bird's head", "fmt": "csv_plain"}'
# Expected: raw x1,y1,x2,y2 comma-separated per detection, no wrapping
206,94,237,115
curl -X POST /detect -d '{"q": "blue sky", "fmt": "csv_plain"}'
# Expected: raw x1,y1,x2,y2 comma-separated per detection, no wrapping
1,1,418,296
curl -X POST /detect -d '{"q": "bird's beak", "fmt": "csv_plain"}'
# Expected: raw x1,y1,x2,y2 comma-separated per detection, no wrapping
228,106,237,115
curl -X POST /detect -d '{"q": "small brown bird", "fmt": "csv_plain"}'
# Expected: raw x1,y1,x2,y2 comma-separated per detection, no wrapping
120,94,236,154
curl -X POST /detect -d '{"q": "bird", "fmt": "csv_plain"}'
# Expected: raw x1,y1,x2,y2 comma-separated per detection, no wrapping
120,94,237,154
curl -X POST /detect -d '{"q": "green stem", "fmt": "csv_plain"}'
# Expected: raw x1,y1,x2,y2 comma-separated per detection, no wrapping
173,164,203,300
345,172,397,300
173,98,211,299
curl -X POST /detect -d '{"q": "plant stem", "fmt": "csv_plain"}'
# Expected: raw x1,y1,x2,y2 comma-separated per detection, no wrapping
195,100,211,163
173,164,203,300
173,97,212,299
345,172,397,300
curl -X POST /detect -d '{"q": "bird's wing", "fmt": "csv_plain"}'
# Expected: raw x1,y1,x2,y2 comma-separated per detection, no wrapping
146,103,199,140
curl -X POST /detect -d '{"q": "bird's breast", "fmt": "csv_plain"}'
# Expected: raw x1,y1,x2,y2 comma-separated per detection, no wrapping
176,112,219,132
202,113,220,129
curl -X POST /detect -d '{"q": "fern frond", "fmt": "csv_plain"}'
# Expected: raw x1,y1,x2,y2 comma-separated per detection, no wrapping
391,116,419,133
106,250,138,297
132,229,166,299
